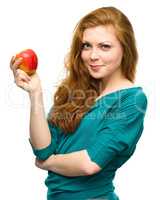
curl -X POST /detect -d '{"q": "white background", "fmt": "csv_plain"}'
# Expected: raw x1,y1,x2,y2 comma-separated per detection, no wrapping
0,0,159,199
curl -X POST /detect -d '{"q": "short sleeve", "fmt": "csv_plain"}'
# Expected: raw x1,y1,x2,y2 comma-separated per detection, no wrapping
29,120,59,160
86,91,147,168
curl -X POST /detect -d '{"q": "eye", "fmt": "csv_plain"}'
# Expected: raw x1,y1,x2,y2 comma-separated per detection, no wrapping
81,42,91,50
100,44,111,50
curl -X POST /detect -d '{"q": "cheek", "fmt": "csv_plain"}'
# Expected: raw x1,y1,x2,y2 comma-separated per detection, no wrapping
80,52,85,61
81,51,89,62
105,50,123,67
115,48,123,65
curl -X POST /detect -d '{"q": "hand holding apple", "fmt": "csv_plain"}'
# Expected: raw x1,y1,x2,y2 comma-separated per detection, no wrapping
15,49,38,76
10,49,42,95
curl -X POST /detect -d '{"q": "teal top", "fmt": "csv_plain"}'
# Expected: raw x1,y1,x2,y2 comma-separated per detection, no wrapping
30,87,147,200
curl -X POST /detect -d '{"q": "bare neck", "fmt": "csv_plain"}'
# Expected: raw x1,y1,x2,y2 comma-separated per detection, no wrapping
99,70,135,97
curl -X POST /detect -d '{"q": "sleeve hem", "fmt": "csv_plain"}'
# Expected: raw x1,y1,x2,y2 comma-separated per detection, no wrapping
29,138,56,160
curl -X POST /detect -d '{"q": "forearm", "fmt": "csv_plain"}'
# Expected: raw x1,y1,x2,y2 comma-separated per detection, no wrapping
29,91,51,149
48,151,88,176
36,150,96,177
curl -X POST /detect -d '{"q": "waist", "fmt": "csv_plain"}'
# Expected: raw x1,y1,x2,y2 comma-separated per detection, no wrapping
47,182,115,200
45,170,115,190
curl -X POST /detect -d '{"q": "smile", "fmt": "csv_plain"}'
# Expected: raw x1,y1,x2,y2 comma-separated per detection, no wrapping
89,64,103,71
89,64,103,67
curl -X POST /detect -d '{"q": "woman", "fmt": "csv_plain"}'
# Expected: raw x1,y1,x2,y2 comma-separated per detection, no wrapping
10,7,147,200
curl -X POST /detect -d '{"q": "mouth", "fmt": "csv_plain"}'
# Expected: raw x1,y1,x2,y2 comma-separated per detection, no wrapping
89,64,103,71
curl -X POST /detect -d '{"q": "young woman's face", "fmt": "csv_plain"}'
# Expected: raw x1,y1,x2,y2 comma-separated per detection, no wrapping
81,25,123,80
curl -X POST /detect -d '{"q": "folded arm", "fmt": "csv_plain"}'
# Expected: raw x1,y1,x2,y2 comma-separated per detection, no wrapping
35,150,101,177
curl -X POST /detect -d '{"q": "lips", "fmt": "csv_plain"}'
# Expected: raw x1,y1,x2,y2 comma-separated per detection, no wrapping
89,64,103,71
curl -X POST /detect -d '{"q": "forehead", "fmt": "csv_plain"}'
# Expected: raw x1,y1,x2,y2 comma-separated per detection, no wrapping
82,25,119,43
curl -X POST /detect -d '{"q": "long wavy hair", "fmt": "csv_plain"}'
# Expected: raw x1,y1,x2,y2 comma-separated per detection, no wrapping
47,7,138,134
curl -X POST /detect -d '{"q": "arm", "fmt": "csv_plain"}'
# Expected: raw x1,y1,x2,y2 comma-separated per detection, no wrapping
29,91,51,149
35,150,101,177
35,89,147,176
29,90,58,160
10,58,56,160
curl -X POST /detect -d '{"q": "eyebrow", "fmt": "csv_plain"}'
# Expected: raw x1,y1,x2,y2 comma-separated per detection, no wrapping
82,40,112,45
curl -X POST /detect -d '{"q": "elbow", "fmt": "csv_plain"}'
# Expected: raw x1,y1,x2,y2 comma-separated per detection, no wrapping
82,150,101,175
84,162,101,176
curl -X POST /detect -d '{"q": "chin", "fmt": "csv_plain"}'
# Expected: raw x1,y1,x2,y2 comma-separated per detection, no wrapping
88,68,104,78
89,73,103,79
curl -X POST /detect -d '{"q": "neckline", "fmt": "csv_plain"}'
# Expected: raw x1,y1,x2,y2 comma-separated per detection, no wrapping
95,86,142,103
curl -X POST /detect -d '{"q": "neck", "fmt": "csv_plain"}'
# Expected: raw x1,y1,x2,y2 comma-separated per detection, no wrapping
99,69,134,94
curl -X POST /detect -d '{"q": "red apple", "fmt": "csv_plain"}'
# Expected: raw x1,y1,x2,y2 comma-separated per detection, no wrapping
15,49,38,76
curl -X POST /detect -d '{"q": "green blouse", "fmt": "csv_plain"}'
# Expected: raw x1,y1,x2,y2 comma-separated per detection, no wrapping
30,87,147,200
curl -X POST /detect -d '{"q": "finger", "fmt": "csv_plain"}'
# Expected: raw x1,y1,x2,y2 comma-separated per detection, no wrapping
35,159,41,167
14,73,30,86
16,76,31,84
10,57,23,72
13,57,23,68
15,80,30,91
15,69,31,81
10,56,16,70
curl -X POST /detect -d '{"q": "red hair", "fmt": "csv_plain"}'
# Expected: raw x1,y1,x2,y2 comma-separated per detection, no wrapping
48,7,138,134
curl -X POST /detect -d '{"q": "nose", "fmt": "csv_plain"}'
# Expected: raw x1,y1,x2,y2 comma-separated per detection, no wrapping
90,48,100,60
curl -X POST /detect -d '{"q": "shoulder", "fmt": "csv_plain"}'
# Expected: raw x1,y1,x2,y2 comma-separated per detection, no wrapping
119,87,147,105
105,87,147,104
118,87,148,116
97,87,147,116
